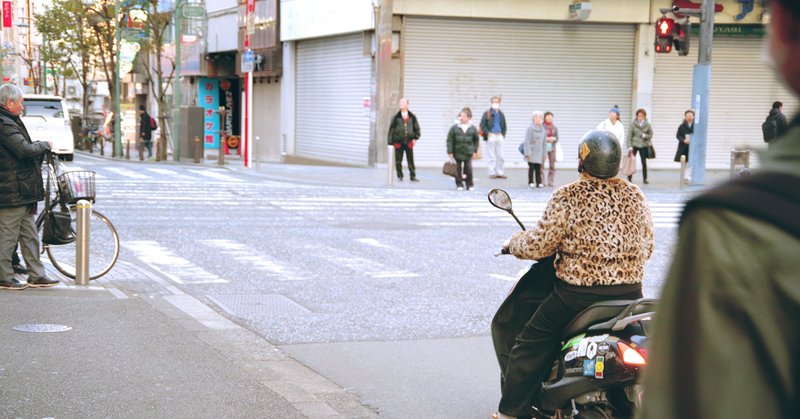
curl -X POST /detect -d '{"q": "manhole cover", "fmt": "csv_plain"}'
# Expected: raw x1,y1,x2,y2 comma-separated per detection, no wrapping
12,324,72,333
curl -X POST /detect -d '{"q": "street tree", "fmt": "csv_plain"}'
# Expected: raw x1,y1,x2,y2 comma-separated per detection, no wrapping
136,0,174,161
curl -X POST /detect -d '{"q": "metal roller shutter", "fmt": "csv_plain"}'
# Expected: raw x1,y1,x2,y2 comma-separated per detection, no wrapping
403,17,636,168
296,33,372,165
651,36,797,169
252,82,282,162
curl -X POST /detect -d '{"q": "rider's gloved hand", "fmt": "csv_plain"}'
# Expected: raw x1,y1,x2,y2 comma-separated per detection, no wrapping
501,239,511,255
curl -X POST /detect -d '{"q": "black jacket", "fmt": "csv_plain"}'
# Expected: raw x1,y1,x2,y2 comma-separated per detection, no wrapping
674,121,694,162
387,111,420,145
0,106,50,208
479,109,507,139
139,111,153,141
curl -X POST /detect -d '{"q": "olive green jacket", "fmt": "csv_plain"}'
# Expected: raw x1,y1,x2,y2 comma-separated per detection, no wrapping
638,116,800,419
447,124,479,161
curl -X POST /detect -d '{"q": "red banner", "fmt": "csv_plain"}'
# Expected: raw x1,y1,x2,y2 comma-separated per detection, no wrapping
2,2,12,28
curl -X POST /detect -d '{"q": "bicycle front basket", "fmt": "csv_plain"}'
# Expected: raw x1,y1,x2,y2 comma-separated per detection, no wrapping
57,170,96,203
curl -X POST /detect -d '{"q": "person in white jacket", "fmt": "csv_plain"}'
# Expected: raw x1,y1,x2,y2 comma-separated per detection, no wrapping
596,105,625,144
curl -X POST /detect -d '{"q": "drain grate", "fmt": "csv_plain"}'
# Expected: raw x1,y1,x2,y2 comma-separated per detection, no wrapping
208,294,312,318
12,324,72,333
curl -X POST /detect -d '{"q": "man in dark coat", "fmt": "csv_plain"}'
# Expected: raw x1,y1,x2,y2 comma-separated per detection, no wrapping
138,105,154,158
0,84,58,290
387,98,421,181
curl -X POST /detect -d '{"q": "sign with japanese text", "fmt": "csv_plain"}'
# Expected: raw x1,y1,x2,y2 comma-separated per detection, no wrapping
198,78,220,149
2,2,12,28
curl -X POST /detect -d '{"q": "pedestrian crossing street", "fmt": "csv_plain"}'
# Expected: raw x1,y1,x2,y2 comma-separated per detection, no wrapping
66,163,686,228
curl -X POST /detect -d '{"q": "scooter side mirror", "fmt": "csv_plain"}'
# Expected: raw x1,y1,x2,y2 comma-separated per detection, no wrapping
488,189,526,231
488,189,513,212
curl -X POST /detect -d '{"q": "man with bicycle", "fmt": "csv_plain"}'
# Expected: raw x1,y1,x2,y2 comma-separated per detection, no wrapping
0,84,58,290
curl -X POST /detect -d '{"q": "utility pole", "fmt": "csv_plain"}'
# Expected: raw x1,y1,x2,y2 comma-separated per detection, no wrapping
114,0,122,158
372,0,393,167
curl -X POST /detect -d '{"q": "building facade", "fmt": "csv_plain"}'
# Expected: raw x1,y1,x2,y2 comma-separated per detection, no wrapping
277,0,796,169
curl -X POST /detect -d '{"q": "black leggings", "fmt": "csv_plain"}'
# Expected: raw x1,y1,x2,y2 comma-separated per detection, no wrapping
631,147,648,181
527,163,542,185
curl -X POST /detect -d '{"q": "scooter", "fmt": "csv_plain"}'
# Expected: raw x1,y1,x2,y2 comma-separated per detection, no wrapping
488,189,655,419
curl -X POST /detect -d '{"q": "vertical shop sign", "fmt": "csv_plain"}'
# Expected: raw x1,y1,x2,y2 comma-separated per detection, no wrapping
2,2,12,28
198,78,220,148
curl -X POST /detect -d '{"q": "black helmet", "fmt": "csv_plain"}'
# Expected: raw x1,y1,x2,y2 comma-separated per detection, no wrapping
578,130,621,179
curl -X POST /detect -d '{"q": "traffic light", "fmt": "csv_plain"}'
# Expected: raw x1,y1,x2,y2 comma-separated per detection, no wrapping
654,17,675,53
673,21,691,56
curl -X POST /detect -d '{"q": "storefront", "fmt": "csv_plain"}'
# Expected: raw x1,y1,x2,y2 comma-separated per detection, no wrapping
402,17,637,168
294,33,373,165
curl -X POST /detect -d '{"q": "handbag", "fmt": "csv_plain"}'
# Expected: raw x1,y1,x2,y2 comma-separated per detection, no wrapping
42,165,76,245
621,150,637,178
442,158,457,178
555,143,564,162
518,142,525,156
647,145,656,159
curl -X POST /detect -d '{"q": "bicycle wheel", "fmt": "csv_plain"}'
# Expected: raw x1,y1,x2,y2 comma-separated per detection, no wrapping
36,204,120,280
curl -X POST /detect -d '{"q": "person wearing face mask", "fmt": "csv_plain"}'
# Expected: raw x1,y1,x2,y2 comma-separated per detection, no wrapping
638,1,800,417
480,96,508,179
387,98,421,182
596,105,625,145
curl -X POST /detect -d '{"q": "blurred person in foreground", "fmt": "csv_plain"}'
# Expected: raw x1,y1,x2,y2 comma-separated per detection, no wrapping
638,1,800,417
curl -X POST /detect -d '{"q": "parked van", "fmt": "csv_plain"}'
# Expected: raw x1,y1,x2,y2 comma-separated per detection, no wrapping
22,94,74,161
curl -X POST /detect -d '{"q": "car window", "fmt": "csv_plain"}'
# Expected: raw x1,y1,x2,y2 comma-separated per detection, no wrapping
22,100,64,119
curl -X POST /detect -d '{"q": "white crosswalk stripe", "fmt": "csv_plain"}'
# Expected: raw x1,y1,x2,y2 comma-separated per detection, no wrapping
124,240,229,284
198,239,308,280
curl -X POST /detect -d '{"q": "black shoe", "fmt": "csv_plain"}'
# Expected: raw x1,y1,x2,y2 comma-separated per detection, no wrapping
27,277,59,288
397,177,404,182
410,177,419,182
12,264,27,274
0,278,28,290
644,180,649,184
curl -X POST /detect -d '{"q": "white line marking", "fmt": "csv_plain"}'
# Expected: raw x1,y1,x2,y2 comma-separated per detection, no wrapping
198,239,306,280
356,238,393,249
103,166,151,180
123,240,229,284
490,274,517,282
187,169,243,182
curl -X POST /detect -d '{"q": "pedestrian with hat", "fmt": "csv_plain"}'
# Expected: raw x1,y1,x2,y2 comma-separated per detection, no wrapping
596,105,625,145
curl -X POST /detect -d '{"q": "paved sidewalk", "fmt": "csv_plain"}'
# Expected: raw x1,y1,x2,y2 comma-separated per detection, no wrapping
80,142,732,193
0,263,377,418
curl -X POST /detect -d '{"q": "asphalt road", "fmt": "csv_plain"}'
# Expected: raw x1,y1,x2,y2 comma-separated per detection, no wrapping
65,154,687,418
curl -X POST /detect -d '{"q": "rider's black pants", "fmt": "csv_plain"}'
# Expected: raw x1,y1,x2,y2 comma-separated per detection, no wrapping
499,280,643,417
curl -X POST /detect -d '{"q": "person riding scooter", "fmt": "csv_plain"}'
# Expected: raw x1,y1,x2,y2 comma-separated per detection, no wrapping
493,130,655,419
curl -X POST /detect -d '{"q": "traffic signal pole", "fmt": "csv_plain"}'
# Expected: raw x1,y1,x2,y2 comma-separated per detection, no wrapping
688,0,715,185
661,0,714,186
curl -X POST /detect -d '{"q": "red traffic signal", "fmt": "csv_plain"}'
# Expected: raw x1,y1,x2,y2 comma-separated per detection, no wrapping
656,17,675,38
654,17,676,53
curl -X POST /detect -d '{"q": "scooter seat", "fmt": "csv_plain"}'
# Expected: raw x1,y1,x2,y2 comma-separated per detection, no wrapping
561,299,650,340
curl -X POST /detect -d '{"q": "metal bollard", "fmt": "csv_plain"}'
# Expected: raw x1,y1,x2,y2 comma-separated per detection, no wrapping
387,145,395,187
75,199,91,285
194,136,202,163
679,155,687,189
730,149,750,178
255,136,261,171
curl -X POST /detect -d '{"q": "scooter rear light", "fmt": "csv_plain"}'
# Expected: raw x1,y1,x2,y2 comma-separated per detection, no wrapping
617,342,647,366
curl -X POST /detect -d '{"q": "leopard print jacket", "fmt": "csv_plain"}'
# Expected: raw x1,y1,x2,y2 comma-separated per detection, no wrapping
508,173,655,286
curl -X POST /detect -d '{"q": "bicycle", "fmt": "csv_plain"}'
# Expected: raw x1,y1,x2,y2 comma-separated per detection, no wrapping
35,152,120,280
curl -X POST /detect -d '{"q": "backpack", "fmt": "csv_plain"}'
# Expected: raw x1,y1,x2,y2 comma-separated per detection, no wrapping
149,116,158,131
762,117,777,142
